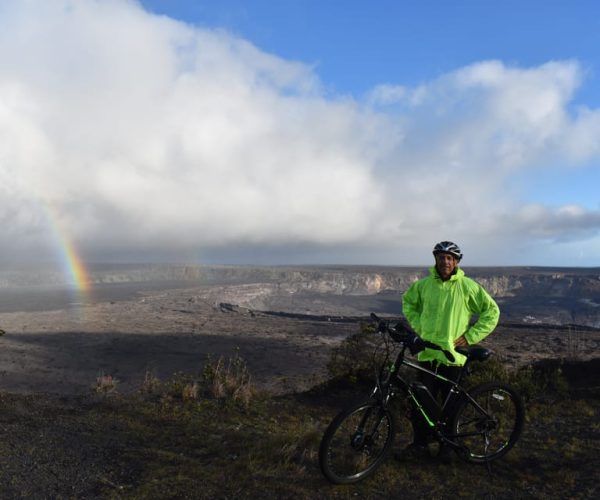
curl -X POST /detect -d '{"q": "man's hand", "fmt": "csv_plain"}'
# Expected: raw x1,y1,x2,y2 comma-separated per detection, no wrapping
454,335,468,347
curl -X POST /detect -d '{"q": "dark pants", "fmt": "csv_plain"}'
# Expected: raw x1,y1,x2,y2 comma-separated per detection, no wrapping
411,361,461,445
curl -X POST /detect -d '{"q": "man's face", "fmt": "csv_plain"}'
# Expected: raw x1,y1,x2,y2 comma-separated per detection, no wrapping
435,252,458,280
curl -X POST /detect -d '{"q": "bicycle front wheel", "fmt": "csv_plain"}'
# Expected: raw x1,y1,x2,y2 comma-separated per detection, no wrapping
319,401,395,484
452,381,524,463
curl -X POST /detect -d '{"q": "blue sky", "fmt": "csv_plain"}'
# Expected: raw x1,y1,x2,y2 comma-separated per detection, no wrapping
1,0,600,267
140,1,600,101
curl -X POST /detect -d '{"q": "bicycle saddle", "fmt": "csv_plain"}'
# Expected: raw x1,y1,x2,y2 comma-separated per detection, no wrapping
455,346,491,362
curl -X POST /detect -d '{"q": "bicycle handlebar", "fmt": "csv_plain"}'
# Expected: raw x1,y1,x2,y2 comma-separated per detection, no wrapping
370,313,455,363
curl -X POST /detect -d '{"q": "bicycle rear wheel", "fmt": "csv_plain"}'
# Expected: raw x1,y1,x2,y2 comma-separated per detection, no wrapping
319,401,395,484
452,381,524,463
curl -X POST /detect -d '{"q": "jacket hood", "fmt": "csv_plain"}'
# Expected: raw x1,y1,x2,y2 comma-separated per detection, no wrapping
429,266,464,281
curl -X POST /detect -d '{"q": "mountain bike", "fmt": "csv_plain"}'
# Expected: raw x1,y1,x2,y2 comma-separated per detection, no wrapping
319,313,525,484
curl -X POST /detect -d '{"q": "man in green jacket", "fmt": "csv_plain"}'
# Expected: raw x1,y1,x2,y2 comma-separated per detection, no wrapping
398,241,500,461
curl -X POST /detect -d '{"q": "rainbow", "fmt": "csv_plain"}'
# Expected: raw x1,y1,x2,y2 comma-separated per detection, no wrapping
40,201,92,293
60,236,92,293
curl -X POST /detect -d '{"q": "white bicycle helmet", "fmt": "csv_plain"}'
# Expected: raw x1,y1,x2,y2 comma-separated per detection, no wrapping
432,241,463,261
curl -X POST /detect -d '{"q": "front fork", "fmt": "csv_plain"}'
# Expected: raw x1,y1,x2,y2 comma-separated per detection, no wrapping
351,403,388,453
370,362,397,406
351,369,398,451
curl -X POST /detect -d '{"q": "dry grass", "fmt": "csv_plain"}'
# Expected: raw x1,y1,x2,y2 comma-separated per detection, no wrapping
6,344,600,498
565,324,593,360
140,369,161,395
94,372,118,394
133,351,258,406
181,382,199,401
202,350,256,406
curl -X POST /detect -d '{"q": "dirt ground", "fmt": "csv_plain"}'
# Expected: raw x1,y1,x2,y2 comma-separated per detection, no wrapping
0,285,597,396
0,285,598,498
0,286,357,395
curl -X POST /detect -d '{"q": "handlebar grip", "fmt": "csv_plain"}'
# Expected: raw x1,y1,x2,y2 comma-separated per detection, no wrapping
367,313,455,362
421,339,456,363
370,313,389,335
422,339,441,351
441,349,456,363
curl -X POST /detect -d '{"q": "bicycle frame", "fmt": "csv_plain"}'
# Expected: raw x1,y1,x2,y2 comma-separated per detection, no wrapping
370,341,494,452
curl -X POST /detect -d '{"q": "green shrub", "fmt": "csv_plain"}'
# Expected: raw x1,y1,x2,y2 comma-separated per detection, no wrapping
512,360,569,401
325,321,382,383
463,356,511,387
464,356,569,401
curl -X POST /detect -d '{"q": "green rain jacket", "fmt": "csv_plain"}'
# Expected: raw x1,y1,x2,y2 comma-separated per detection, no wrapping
402,267,500,366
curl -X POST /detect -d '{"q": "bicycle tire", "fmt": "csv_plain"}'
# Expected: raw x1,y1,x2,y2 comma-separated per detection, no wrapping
319,401,395,484
451,381,524,463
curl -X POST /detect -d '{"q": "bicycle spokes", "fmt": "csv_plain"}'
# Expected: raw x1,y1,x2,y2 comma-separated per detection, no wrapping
321,403,394,483
453,384,523,462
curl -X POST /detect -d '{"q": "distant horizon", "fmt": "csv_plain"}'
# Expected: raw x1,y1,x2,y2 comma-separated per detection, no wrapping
1,261,599,272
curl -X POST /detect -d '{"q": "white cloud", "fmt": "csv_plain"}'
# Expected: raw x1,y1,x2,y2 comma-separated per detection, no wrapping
0,1,599,265
0,0,385,263
510,204,600,241
367,84,407,105
369,60,600,263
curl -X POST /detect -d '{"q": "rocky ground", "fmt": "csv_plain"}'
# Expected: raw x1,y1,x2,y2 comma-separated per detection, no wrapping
0,285,358,395
0,284,598,397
